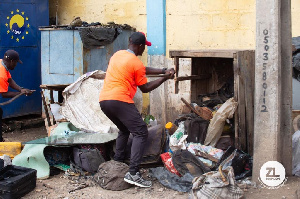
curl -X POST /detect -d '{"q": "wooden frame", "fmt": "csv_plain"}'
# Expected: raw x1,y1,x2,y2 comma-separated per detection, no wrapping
169,49,255,155
40,84,70,128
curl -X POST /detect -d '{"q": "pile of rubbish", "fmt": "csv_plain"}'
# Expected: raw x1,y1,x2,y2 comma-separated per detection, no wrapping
0,71,254,199
43,17,136,49
151,95,252,198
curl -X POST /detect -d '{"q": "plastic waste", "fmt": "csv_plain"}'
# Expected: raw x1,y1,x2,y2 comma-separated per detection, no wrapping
149,119,157,127
169,121,188,151
164,129,170,153
165,122,178,135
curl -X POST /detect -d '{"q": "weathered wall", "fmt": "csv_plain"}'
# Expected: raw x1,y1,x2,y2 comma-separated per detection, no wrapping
49,0,150,116
152,0,257,123
292,0,300,36
49,0,147,30
49,0,299,124
166,0,299,54
49,0,148,64
49,0,300,51
166,0,256,56
149,56,191,125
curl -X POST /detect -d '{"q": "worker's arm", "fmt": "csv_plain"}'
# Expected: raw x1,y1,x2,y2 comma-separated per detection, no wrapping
8,78,33,95
146,67,174,75
138,68,175,93
1,91,20,98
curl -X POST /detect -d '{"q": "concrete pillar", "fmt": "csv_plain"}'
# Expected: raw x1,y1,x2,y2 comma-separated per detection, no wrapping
253,0,292,182
147,0,167,123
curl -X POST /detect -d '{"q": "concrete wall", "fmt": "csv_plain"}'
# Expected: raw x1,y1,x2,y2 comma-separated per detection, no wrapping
166,0,256,56
149,0,257,123
292,0,300,36
48,0,300,123
49,0,300,51
49,0,148,64
49,0,150,116
49,0,147,30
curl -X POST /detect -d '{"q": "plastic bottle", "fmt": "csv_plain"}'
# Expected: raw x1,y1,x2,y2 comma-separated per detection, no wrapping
164,128,170,153
165,122,178,135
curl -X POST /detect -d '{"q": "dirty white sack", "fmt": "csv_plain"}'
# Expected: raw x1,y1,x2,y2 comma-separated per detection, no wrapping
204,98,238,147
293,130,300,176
50,103,65,121
60,70,143,134
191,166,244,199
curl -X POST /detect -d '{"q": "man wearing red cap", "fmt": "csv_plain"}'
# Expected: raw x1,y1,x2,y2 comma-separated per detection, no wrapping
99,32,175,187
0,50,33,141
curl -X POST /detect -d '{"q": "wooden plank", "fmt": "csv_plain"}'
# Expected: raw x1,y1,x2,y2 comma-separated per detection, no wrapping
176,74,211,81
49,90,54,104
41,91,51,128
169,50,241,59
191,57,234,103
238,56,247,152
174,57,179,94
147,74,170,78
40,84,70,91
180,97,202,117
194,149,219,162
191,58,211,102
239,50,255,155
235,50,255,154
247,51,255,156
233,54,240,150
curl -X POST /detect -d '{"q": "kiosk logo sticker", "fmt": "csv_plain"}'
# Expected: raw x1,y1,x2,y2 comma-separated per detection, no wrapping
259,161,287,189
5,9,30,42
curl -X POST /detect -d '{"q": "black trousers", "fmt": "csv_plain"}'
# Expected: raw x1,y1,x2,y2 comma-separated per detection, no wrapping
100,100,148,174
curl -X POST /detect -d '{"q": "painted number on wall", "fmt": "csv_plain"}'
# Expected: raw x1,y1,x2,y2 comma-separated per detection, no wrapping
261,29,269,112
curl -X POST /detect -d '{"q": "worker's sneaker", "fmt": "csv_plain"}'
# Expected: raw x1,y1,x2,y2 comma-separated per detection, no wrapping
124,172,152,188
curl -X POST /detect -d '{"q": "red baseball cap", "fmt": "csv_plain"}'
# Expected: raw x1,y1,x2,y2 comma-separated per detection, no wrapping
130,32,152,46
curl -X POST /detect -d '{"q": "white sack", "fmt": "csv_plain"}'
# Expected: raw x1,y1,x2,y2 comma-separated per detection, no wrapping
293,130,300,176
204,98,238,147
61,70,143,134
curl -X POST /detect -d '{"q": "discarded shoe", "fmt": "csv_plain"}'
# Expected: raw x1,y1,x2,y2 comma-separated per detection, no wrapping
124,172,152,188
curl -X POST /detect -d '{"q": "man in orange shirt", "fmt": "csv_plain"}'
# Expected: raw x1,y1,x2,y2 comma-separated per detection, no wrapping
0,50,33,141
99,32,174,188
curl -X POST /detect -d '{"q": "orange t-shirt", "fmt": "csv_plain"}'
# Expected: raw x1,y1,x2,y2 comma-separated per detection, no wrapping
99,50,147,103
0,59,11,93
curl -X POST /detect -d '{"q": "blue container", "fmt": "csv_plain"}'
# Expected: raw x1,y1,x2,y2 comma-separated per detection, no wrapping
40,28,133,102
0,0,49,118
40,29,133,83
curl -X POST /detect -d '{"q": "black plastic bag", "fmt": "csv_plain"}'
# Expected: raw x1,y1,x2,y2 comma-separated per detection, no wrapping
72,147,105,174
215,146,252,180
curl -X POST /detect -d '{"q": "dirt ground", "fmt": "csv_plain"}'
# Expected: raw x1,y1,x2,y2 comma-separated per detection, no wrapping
3,125,300,199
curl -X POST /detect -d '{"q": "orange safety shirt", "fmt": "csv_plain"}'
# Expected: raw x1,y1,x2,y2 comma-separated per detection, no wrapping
99,50,147,103
0,59,11,93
